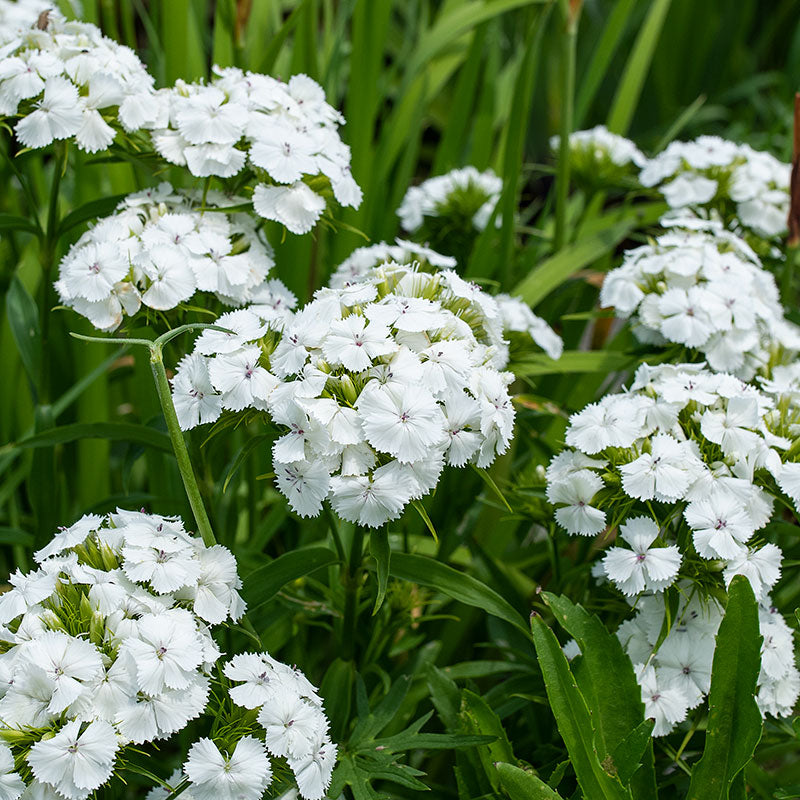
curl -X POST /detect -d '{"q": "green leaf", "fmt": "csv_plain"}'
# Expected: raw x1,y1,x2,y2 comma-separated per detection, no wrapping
350,675,411,746
608,720,655,787
369,527,390,615
606,0,674,135
0,214,39,235
56,194,128,237
0,526,34,546
542,594,645,767
241,547,340,611
686,576,764,800
496,762,565,800
512,219,637,306
472,466,513,513
372,732,496,751
460,689,515,784
530,614,632,800
510,350,634,377
6,276,41,391
6,422,172,453
386,553,528,633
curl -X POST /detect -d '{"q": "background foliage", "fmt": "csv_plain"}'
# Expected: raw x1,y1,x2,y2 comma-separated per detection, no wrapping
2,0,800,797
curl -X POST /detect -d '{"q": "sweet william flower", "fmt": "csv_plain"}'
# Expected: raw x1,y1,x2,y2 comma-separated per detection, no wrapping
27,719,119,800
0,744,23,800
287,733,337,800
183,736,272,800
252,182,326,235
208,345,278,411
15,76,83,148
602,517,681,596
258,691,329,759
636,663,689,737
547,469,606,536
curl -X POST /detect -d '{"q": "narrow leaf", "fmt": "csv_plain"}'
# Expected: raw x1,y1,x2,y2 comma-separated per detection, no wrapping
387,553,528,633
7,422,172,453
686,576,763,800
242,547,340,611
6,276,41,391
530,615,632,800
496,762,565,800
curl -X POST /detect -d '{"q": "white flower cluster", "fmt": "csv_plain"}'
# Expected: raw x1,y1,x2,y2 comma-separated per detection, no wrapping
551,125,646,175
547,362,800,734
122,67,361,234
600,223,800,378
173,261,519,527
331,243,563,361
0,10,155,153
397,166,502,233
547,362,800,599
639,135,790,241
55,182,285,331
180,651,337,800
616,591,798,736
0,510,244,799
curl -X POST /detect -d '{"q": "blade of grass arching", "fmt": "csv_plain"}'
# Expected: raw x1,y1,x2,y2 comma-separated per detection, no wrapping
100,0,122,41
403,0,550,88
131,0,165,85
289,0,321,80
553,0,581,252
432,23,487,174
606,0,674,136
573,0,637,128
257,0,314,76
332,0,393,262
212,0,236,69
496,5,551,286
469,25,502,169
654,94,707,152
162,0,208,83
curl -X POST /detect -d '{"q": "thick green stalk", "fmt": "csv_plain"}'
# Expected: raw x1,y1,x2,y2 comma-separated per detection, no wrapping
341,525,366,661
149,346,216,547
554,1,579,252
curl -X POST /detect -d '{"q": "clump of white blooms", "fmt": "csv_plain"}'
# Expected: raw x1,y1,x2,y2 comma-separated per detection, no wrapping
615,591,798,736
397,166,502,233
599,222,800,378
550,125,646,185
330,243,563,361
55,182,288,331
0,9,156,153
546,362,800,733
0,510,334,799
122,66,361,234
639,135,790,242
173,261,520,527
0,510,240,798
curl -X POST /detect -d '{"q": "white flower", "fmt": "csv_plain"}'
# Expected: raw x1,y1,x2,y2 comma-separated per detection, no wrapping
171,353,223,430
252,182,326,234
619,434,697,501
636,663,689,736
548,470,606,536
602,517,681,595
15,76,83,148
208,345,278,411
357,382,446,463
27,720,119,800
274,460,332,518
684,489,755,559
321,315,395,371
249,119,318,183
258,691,329,759
723,544,782,603
287,734,337,800
121,610,204,695
329,465,414,528
183,736,272,800
655,633,715,708
0,744,23,800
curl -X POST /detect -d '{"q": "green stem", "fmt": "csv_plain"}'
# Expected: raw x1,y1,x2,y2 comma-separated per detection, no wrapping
341,525,366,661
554,2,579,252
149,346,217,547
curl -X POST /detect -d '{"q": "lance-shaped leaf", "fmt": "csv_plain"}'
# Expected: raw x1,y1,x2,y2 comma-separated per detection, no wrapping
531,613,632,800
686,575,763,800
